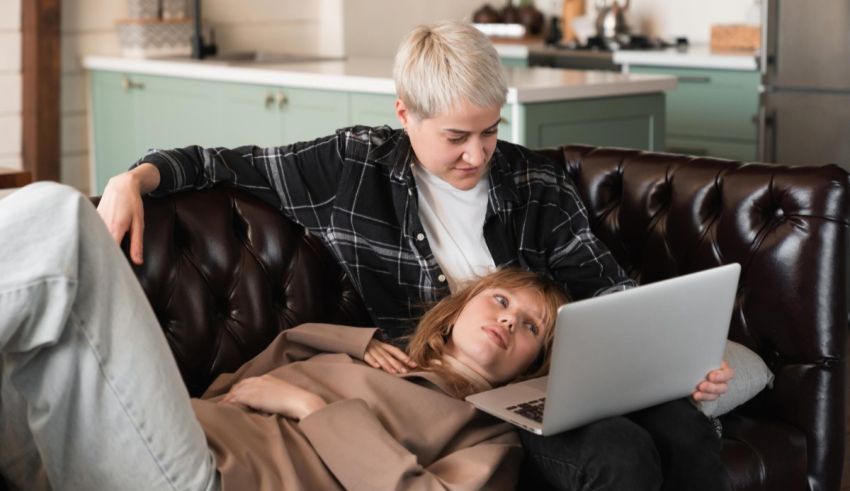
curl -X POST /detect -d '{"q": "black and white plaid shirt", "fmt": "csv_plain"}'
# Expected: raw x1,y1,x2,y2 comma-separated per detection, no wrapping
139,125,635,339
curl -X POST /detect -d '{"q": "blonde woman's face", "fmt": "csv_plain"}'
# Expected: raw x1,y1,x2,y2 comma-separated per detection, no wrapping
396,99,501,191
445,286,549,385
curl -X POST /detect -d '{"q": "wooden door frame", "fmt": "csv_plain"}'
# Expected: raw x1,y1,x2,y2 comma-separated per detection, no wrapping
21,0,61,181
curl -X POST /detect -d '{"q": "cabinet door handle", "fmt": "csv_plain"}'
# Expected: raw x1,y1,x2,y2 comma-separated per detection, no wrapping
264,92,275,109
121,76,145,91
676,76,712,84
276,91,289,109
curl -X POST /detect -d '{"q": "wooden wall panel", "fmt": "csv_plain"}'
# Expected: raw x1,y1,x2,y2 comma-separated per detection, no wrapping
22,0,60,181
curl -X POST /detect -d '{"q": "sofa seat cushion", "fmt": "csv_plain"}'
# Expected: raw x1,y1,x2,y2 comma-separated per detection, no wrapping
721,414,808,490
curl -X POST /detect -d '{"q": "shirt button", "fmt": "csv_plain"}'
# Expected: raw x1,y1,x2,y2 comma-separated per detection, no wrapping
438,274,447,283
408,189,413,196
416,233,425,241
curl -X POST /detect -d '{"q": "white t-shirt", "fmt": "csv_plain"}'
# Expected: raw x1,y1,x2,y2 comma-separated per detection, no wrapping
411,164,496,292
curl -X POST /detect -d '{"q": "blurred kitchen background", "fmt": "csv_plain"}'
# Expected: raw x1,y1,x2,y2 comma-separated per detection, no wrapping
2,0,848,195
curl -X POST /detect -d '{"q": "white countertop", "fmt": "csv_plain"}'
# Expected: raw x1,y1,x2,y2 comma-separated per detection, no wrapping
493,43,759,71
614,46,759,71
494,43,531,58
83,56,676,104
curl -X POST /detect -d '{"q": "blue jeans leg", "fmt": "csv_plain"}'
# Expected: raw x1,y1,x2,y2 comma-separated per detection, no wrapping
0,183,219,491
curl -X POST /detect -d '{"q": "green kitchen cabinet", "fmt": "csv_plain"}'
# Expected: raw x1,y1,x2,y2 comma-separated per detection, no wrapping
219,84,348,146
90,71,143,192
89,70,667,193
628,66,759,161
348,92,399,128
90,73,350,192
519,93,665,150
219,83,287,147
279,86,349,143
132,74,224,150
501,56,529,68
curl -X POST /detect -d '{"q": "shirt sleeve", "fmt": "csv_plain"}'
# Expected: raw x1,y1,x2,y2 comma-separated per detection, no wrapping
545,169,636,300
132,131,347,231
299,399,522,491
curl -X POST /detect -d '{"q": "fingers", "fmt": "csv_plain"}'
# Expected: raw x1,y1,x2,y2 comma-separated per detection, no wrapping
709,362,735,383
219,377,267,409
97,203,129,246
129,208,145,265
366,349,406,374
384,343,417,368
692,361,736,401
692,380,729,401
364,341,417,374
97,172,147,262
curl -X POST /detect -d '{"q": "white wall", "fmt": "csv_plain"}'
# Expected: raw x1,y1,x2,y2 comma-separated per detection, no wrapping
343,0,485,57
0,0,22,171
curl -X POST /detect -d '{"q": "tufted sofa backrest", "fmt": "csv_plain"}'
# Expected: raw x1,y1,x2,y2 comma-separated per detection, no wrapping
122,189,373,397
538,145,849,491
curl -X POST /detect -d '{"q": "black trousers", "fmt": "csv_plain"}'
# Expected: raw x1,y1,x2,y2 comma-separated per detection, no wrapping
518,398,730,491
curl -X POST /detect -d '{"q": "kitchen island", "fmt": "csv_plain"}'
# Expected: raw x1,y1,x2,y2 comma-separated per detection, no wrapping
84,56,675,193
492,42,760,161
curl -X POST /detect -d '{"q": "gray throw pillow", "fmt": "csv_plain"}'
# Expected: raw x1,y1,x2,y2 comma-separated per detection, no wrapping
698,340,774,418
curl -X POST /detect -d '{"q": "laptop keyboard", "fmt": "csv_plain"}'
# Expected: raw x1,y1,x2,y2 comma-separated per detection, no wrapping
507,397,546,423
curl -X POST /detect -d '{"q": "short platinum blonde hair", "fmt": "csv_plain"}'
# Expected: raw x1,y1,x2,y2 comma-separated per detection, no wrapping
393,21,508,119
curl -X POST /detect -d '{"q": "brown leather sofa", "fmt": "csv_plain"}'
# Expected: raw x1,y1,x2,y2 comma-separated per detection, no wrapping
5,145,847,490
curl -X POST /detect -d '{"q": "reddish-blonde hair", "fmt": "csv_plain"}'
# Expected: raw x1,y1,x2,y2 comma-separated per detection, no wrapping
405,269,569,398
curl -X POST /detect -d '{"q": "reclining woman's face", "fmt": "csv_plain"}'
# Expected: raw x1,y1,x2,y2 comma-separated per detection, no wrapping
445,286,549,385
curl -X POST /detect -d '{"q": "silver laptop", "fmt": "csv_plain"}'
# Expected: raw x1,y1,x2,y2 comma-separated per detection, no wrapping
465,263,740,435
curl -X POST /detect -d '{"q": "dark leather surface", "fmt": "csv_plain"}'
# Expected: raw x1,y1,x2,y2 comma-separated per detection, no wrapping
539,146,849,491
106,146,847,491
117,189,372,397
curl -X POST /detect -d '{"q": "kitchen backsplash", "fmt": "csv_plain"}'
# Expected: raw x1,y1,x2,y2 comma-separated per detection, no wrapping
344,0,762,57
623,0,761,44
